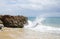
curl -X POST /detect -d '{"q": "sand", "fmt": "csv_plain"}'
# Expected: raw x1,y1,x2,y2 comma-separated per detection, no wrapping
0,27,60,39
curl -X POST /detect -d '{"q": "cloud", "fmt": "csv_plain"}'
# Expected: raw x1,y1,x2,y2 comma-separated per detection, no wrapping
18,0,60,10
0,0,60,10
0,0,60,16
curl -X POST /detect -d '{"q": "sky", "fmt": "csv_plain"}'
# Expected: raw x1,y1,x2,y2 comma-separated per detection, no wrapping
0,0,60,17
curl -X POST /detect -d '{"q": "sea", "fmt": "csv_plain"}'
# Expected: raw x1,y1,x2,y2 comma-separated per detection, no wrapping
24,16,60,34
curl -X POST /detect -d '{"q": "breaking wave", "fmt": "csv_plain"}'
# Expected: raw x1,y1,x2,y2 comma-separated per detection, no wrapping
24,16,60,34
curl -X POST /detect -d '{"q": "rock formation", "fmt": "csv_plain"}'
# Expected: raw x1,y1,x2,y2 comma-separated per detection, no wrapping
0,15,28,28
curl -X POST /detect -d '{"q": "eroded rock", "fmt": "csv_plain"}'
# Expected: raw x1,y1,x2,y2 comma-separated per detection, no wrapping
0,15,28,28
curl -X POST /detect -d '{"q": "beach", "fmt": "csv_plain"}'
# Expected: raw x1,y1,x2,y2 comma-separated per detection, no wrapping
0,0,60,39
0,27,60,39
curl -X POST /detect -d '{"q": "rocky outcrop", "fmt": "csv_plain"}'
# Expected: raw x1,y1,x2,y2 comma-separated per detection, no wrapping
0,15,28,28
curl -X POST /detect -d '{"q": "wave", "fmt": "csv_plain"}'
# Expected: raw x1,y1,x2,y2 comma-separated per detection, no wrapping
24,16,60,34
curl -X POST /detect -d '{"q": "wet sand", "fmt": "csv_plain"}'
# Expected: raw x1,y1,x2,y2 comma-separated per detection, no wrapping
0,27,60,39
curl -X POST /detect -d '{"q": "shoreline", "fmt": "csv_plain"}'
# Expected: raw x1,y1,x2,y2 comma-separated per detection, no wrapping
0,27,60,39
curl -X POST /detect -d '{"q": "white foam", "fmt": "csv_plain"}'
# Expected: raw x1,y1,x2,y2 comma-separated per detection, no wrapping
24,16,60,33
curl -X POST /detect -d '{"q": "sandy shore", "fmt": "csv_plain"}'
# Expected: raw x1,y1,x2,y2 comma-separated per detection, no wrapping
0,27,60,39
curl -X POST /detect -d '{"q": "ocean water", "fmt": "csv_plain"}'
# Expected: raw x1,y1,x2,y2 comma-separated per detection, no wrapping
42,17,60,28
24,16,60,34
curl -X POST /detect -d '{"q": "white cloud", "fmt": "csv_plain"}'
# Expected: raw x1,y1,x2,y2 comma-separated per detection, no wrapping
0,0,60,10
18,0,60,10
0,0,60,16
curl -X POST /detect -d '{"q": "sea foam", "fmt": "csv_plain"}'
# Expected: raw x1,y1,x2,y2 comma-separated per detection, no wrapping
24,16,60,34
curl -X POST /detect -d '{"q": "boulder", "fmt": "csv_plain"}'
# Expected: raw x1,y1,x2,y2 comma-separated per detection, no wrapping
0,15,28,28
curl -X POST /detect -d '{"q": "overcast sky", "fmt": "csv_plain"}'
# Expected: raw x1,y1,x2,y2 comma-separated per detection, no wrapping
0,0,60,17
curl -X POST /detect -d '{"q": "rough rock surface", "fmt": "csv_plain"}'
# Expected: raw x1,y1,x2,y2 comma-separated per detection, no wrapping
0,15,28,28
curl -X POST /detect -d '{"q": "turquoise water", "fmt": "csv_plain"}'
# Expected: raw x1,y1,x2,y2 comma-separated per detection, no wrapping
28,17,60,28
42,17,60,27
28,17,36,21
